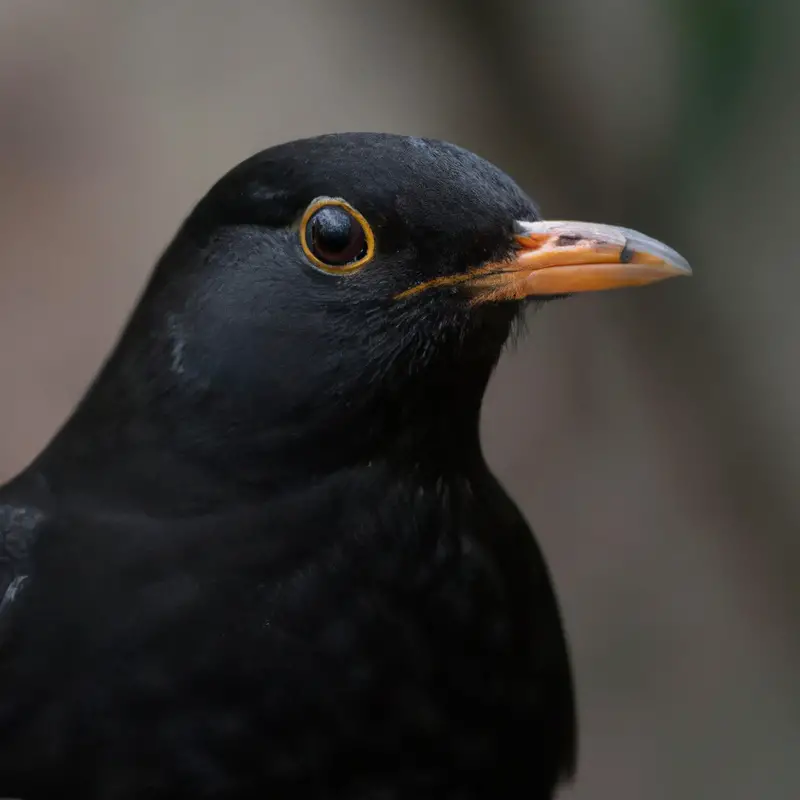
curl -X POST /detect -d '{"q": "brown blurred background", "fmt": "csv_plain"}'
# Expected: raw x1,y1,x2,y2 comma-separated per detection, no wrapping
1,1,798,797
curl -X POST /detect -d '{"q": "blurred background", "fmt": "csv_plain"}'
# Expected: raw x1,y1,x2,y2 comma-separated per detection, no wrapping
1,0,798,797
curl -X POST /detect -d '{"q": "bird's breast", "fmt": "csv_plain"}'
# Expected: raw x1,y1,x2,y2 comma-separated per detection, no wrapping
1,467,570,797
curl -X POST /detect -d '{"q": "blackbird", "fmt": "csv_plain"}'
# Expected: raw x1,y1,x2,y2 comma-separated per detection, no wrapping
0,133,690,799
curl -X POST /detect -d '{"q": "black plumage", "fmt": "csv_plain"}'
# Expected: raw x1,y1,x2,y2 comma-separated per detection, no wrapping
0,133,689,799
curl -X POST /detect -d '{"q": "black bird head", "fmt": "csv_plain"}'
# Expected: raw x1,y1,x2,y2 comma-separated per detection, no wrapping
47,133,690,502
7,133,692,798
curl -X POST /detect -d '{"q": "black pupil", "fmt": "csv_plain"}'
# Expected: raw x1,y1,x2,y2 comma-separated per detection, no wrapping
308,206,365,265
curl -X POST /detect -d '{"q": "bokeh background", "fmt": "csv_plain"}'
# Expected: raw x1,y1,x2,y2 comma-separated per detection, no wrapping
1,1,798,797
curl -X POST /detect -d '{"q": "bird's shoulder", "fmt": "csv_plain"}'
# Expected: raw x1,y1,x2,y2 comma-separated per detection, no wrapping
0,473,52,632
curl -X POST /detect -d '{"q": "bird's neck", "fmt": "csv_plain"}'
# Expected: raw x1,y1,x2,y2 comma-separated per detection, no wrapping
26,280,497,515
31,362,487,518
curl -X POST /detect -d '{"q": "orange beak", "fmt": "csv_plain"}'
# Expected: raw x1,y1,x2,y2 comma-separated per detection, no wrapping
396,219,691,301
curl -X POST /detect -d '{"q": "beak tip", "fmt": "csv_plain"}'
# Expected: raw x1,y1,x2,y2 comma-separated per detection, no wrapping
671,255,693,277
669,258,693,277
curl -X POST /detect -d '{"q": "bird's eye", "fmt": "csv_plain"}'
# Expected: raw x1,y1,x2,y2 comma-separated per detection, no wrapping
300,199,374,274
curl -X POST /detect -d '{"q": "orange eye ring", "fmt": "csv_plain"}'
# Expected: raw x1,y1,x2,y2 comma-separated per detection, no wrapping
299,197,375,275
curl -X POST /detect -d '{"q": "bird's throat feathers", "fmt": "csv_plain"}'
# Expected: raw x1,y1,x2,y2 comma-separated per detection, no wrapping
36,256,516,510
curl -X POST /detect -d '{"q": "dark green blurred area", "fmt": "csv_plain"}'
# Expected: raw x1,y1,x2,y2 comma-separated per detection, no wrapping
0,1,797,798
